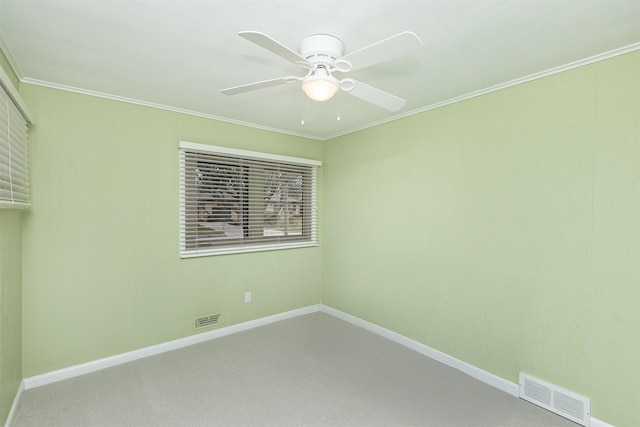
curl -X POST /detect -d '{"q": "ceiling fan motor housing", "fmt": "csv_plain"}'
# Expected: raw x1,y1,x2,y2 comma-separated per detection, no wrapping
299,34,345,67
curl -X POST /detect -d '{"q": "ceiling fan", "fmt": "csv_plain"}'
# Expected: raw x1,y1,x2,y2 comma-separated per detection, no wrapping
221,31,423,112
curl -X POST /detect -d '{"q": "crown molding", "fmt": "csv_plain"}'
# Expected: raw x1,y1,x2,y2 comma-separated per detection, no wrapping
324,41,640,140
18,41,640,141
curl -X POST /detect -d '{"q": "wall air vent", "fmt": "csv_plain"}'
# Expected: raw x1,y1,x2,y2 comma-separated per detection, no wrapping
519,372,590,426
194,313,223,329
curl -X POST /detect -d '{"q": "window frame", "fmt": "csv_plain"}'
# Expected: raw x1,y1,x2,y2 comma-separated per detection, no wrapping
179,141,320,258
0,77,30,209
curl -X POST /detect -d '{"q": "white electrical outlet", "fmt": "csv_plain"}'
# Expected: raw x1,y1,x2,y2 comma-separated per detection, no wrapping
244,291,252,303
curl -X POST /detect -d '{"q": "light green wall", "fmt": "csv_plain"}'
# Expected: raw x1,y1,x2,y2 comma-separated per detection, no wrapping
20,84,323,377
10,48,640,427
0,210,22,426
0,53,23,427
322,51,640,426
0,50,19,90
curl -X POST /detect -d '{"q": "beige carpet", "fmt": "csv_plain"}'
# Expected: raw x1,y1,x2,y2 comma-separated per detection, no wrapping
11,312,577,426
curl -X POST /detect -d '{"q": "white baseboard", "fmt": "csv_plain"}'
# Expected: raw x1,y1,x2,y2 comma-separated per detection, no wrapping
319,304,519,396
23,304,321,389
591,418,615,427
4,380,24,427
319,304,616,427
19,303,616,427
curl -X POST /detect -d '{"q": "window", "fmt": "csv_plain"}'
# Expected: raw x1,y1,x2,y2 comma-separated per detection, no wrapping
179,141,320,257
0,82,29,208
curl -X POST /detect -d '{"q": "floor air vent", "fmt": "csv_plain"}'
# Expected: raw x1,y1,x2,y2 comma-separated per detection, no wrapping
194,313,223,329
519,372,590,426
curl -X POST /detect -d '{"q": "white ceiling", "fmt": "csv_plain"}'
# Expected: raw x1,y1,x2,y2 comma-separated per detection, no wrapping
1,1,639,140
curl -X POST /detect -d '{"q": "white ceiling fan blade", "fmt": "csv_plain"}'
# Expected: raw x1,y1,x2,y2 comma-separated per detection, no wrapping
341,31,423,71
239,31,309,65
221,76,297,95
343,80,406,112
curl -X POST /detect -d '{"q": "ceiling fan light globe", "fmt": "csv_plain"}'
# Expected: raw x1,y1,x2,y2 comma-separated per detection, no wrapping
302,75,339,102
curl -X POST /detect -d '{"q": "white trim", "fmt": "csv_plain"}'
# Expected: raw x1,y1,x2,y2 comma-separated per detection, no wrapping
17,303,619,426
18,43,640,141
320,305,618,427
0,33,25,82
178,141,321,167
178,142,320,258
591,418,615,427
21,78,319,140
0,201,30,210
0,64,32,125
4,380,25,427
180,241,319,258
320,304,519,396
23,305,321,390
311,166,318,242
322,42,640,141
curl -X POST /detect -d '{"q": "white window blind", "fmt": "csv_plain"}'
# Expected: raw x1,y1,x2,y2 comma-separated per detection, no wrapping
0,84,29,208
179,141,320,257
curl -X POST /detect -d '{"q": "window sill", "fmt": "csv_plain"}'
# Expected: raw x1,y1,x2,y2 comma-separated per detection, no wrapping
180,241,319,258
